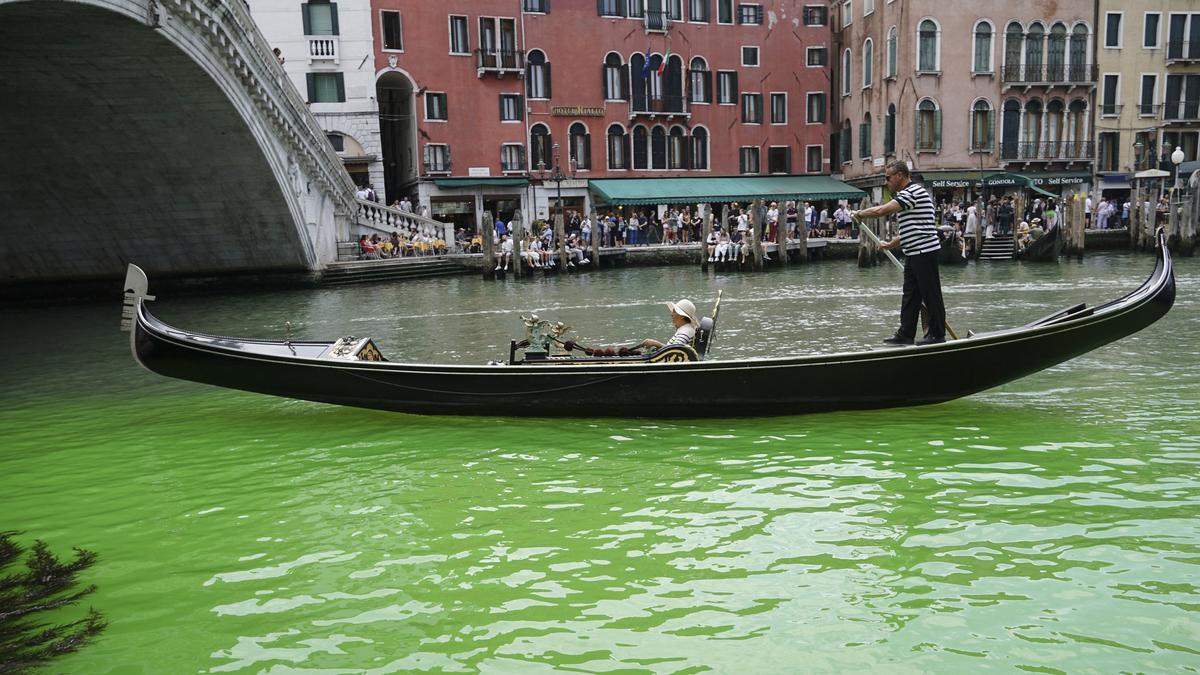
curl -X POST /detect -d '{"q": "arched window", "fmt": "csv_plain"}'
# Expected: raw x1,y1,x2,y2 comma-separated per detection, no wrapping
886,26,897,78
689,56,711,104
691,126,709,170
840,119,851,164
915,98,940,151
1045,100,1064,157
1025,24,1044,81
884,104,896,154
918,19,939,71
859,114,872,158
1069,24,1089,81
530,123,552,170
607,124,628,170
630,53,648,111
1023,99,1043,158
664,55,685,112
1067,99,1088,154
669,126,686,169
862,38,873,88
971,99,993,151
1004,22,1024,81
842,48,852,96
632,125,648,169
527,50,551,99
651,125,667,169
1047,23,1067,82
569,122,591,170
648,54,664,103
973,21,993,73
603,52,625,100
1001,98,1021,159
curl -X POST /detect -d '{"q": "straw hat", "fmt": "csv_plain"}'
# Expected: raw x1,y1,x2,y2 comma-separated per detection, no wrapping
666,299,700,327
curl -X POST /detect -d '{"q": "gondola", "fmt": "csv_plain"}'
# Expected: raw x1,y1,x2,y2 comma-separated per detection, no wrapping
1016,224,1063,262
937,226,969,266
122,230,1175,417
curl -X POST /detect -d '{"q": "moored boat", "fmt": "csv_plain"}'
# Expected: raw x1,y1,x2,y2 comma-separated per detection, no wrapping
123,230,1175,417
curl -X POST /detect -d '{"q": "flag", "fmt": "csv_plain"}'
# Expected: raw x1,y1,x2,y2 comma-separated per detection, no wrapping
641,48,652,78
657,46,671,76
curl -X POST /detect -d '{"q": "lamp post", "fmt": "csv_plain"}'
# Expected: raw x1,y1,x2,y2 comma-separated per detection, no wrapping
1170,146,1185,236
535,143,575,270
1171,145,1185,193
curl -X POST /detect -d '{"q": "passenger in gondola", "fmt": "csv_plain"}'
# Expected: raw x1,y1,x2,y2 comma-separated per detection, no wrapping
640,299,700,351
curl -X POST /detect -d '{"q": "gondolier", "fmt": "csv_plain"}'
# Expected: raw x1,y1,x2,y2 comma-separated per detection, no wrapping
852,160,947,346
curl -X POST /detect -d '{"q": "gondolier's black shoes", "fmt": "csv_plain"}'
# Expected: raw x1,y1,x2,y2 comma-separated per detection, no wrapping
916,335,946,345
882,334,914,346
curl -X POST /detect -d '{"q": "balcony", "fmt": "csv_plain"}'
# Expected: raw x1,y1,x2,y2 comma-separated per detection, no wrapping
1098,103,1123,117
1166,40,1200,63
629,95,689,119
1161,101,1200,123
474,48,524,78
1002,63,1097,89
644,9,671,31
306,36,339,64
999,141,1095,163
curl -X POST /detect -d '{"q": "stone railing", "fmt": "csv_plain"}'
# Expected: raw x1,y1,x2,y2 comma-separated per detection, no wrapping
159,0,358,215
354,199,455,248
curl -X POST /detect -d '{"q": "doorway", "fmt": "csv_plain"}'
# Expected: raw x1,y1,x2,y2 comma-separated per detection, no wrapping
377,71,416,204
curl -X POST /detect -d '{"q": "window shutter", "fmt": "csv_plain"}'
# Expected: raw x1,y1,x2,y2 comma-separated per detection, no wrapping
584,134,592,169
335,73,346,102
987,110,995,147
329,3,340,35
545,63,552,98
685,68,691,103
301,4,311,34
704,70,712,102
423,144,430,171
597,0,603,14
602,63,610,99
683,135,692,169
305,73,315,102
934,110,942,150
526,64,533,97
445,146,452,172
623,132,631,169
620,64,630,100
731,71,738,98
499,95,505,120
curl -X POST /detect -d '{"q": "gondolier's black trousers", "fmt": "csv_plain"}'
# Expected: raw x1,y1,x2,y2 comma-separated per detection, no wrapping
899,251,945,340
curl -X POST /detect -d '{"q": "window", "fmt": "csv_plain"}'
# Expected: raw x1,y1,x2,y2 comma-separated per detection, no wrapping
770,93,787,124
423,144,449,173
604,53,626,100
768,146,791,174
806,92,825,123
1102,73,1119,115
668,126,686,169
523,0,549,13
1098,131,1120,172
739,146,760,174
859,116,871,158
864,0,874,16
1167,14,1200,60
803,6,827,26
1105,12,1122,48
381,11,402,51
717,71,737,104
668,0,683,21
569,122,591,170
884,104,896,154
842,0,852,27
862,38,873,87
1165,74,1200,120
689,57,711,103
325,133,344,151
1144,12,1161,48
425,92,447,121
632,125,648,169
689,0,709,22
530,123,552,170
717,0,733,24
738,4,763,24
598,0,624,17
692,127,709,169
973,21,993,73
842,48,852,96
306,72,344,102
839,120,851,163
886,25,897,78
970,100,994,150
527,50,550,99
607,124,629,169
741,93,762,123
501,144,525,172
915,99,940,151
628,0,644,19
742,46,759,66
651,126,667,169
807,47,827,66
1140,74,1158,116
449,15,469,54
806,145,822,172
500,93,523,121
302,1,338,35
918,19,939,71
1070,24,1089,80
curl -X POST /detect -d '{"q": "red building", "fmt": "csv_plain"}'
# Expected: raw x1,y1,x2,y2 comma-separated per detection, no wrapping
371,0,833,229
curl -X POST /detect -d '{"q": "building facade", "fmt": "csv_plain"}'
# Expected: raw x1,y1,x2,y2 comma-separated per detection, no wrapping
1095,1,1200,199
250,0,385,192
833,0,1098,207
369,0,835,229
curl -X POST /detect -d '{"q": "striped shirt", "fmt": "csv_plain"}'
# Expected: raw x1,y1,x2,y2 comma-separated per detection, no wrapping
666,324,697,347
892,181,941,256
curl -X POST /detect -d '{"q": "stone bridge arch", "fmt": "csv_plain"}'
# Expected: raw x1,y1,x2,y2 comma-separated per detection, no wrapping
0,0,358,292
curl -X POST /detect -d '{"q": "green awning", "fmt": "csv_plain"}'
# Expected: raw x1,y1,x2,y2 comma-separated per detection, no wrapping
433,177,529,189
588,176,866,206
1018,171,1091,186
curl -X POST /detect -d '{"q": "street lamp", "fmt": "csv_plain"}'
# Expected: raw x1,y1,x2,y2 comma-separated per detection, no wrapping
534,143,576,269
1171,145,1185,193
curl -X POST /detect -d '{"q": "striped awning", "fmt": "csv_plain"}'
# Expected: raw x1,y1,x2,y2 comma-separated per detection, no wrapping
588,176,866,206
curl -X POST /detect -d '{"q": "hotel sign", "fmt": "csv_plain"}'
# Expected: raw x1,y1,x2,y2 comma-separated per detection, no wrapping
551,106,606,116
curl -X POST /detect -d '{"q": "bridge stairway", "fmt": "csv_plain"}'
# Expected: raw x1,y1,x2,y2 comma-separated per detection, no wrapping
978,235,1015,261
321,257,467,285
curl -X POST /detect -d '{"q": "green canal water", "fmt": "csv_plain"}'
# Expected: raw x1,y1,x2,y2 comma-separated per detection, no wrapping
3,252,1198,673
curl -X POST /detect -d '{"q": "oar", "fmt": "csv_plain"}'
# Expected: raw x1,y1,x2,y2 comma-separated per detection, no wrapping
855,216,959,341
